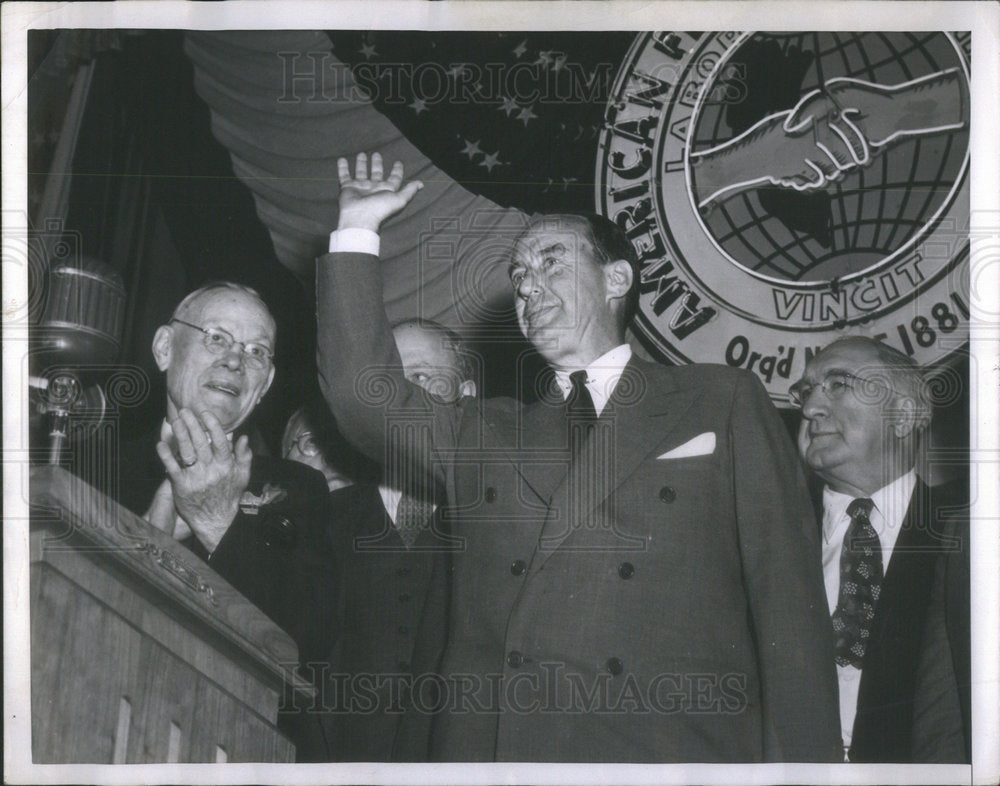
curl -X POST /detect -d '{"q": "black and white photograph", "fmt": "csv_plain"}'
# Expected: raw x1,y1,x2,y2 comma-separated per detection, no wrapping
3,2,998,784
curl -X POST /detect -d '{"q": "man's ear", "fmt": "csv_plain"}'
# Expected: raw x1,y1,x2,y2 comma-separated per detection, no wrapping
604,259,633,301
259,364,276,406
458,379,477,399
151,325,173,372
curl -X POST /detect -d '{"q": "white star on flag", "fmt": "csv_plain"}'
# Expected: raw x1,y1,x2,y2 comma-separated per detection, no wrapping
460,138,484,159
498,96,519,117
479,151,501,172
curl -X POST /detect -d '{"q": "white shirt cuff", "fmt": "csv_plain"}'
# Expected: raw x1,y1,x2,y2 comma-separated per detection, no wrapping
329,228,380,255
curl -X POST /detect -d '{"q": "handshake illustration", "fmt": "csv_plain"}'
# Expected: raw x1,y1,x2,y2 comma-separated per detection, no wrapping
689,67,966,209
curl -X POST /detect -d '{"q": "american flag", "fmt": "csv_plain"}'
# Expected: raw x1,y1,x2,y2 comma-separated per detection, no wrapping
328,31,637,214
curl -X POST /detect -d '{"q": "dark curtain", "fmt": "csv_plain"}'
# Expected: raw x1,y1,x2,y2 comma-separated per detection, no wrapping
61,31,318,453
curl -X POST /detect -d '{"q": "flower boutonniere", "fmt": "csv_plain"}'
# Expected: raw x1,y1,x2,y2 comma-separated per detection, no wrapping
239,482,288,515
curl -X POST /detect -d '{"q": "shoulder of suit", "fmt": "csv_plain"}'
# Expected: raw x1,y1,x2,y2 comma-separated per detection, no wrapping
454,360,762,418
630,357,758,395
464,392,522,422
328,480,381,506
251,454,329,497
929,476,969,503
924,477,970,527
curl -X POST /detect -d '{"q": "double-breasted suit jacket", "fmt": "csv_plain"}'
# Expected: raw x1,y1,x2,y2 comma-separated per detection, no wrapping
317,251,841,763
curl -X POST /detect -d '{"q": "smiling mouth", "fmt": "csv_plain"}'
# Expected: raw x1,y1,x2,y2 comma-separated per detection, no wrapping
205,381,241,397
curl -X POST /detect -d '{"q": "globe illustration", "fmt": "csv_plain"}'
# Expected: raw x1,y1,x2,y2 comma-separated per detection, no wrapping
688,32,969,283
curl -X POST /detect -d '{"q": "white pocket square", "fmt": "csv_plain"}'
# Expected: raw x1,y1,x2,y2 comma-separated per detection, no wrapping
657,432,716,460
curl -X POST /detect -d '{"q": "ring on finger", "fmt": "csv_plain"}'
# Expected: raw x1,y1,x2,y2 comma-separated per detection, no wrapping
179,456,197,468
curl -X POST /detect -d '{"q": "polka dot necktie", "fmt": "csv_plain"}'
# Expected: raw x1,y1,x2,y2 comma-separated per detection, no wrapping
831,498,883,668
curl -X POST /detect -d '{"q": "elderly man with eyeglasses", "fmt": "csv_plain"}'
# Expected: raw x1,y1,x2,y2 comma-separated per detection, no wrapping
115,283,340,757
792,336,970,763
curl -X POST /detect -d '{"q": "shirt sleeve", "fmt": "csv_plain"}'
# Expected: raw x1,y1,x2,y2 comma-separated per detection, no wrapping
329,228,380,255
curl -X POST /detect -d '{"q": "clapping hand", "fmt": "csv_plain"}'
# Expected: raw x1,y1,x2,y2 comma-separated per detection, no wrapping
336,152,424,233
155,408,252,554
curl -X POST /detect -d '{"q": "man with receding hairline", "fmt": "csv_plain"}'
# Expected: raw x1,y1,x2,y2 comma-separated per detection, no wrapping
793,335,970,762
310,317,476,762
316,152,840,763
116,283,339,722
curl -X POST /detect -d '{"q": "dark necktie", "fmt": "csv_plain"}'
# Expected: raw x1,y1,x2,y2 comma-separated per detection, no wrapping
831,498,883,668
567,369,597,422
395,492,434,549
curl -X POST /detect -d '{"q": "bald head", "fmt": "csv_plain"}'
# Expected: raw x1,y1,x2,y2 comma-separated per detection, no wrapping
393,320,476,404
152,283,276,433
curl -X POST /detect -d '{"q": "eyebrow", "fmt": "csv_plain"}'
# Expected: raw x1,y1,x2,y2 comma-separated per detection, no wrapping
800,367,850,383
508,242,568,275
205,323,274,348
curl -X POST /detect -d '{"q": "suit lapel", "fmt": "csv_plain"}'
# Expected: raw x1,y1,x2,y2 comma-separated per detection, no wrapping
535,358,701,555
852,481,939,759
508,373,573,508
865,481,937,661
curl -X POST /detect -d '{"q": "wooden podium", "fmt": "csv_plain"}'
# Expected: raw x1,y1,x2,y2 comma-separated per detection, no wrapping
29,465,315,763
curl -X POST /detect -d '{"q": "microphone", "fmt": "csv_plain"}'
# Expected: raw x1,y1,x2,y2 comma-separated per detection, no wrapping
31,255,126,463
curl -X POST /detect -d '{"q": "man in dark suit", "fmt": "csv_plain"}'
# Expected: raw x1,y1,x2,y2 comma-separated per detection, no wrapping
315,152,841,762
117,282,339,683
793,336,970,762
283,325,474,761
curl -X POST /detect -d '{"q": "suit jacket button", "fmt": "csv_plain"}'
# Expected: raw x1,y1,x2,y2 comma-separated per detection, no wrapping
606,657,623,675
398,592,411,603
396,566,410,577
659,486,676,503
485,486,498,503
510,559,527,576
397,661,410,672
398,625,410,636
507,650,523,668
618,562,635,579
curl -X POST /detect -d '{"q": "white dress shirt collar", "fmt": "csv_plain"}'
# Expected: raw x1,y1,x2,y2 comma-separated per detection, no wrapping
821,469,917,569
552,344,632,417
378,484,437,525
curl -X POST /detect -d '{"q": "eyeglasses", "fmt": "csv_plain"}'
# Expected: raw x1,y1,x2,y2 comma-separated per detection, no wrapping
170,318,274,370
289,431,320,457
788,370,891,409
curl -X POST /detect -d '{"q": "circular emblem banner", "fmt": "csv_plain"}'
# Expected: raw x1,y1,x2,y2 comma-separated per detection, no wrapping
597,31,970,402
